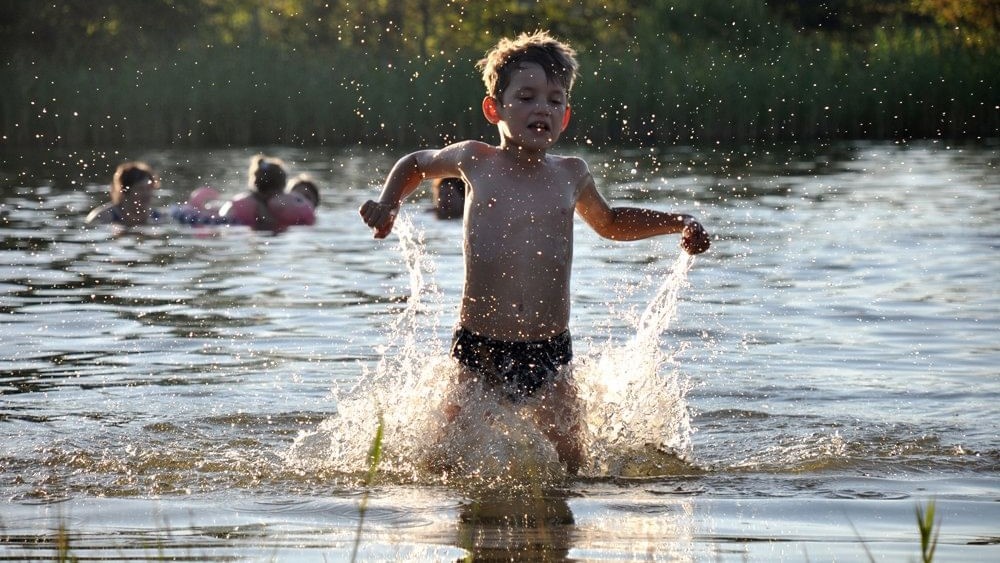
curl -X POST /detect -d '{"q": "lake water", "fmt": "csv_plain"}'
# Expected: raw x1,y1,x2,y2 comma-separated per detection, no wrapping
1,141,998,561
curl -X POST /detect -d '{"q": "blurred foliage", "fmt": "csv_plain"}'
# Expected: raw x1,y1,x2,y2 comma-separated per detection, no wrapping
4,0,994,60
768,0,997,43
0,0,638,60
0,0,996,147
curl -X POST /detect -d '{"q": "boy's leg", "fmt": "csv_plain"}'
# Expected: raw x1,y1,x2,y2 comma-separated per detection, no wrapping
533,375,583,474
444,366,477,422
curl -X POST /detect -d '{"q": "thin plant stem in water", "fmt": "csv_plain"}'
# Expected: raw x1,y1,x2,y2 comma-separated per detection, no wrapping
55,518,74,563
846,517,876,562
916,500,940,563
350,413,385,563
849,501,941,563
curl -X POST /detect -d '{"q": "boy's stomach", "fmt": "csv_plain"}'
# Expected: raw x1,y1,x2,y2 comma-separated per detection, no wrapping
460,254,572,342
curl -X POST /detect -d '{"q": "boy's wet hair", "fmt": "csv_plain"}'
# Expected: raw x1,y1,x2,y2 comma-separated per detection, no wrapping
477,30,579,101
249,155,287,195
287,174,320,207
111,161,155,204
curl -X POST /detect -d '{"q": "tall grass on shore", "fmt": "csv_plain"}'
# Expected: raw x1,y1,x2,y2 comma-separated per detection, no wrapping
3,25,996,149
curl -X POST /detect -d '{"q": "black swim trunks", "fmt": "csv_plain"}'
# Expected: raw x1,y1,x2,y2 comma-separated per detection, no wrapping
450,326,573,401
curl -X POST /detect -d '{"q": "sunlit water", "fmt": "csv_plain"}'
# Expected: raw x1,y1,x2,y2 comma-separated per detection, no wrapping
2,142,998,560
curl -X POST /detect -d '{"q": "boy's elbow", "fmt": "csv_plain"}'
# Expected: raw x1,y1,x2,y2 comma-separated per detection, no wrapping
589,209,633,241
599,229,636,242
591,219,629,241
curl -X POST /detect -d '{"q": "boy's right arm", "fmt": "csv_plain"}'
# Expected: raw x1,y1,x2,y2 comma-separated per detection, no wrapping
360,144,468,238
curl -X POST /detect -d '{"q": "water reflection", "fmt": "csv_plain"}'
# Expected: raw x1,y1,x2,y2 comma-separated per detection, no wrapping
453,488,698,561
569,491,696,561
457,491,575,561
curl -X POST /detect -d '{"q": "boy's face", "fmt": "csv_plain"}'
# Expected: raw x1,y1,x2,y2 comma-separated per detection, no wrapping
289,184,318,208
488,62,570,152
120,176,156,209
116,176,156,225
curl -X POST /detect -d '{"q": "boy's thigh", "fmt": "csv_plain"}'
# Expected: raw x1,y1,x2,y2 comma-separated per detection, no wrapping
531,374,581,427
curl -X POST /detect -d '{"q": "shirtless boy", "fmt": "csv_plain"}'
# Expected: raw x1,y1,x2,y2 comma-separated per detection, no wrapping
360,31,710,473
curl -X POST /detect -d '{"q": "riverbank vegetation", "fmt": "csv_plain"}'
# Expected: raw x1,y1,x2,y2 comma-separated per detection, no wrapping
2,0,996,148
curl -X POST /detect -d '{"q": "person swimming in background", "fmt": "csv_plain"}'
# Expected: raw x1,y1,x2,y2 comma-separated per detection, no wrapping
360,31,710,474
286,174,320,209
85,161,164,227
431,177,465,219
170,166,318,231
170,186,229,226
267,174,319,231
218,155,288,231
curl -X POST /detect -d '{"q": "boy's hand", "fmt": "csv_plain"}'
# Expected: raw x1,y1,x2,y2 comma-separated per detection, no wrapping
681,220,711,255
359,200,398,239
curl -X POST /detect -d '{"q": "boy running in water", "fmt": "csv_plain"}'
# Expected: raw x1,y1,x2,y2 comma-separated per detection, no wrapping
360,31,710,473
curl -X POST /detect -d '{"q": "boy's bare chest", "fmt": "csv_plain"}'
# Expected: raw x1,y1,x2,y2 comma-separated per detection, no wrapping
466,171,576,217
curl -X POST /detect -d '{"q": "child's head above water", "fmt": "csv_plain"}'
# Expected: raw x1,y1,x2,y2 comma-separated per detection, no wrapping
476,30,579,101
111,161,157,205
286,174,320,208
85,161,160,226
248,155,287,198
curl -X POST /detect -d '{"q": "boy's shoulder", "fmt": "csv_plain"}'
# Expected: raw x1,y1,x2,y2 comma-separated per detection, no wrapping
547,152,588,167
444,139,497,156
547,152,592,178
85,203,115,224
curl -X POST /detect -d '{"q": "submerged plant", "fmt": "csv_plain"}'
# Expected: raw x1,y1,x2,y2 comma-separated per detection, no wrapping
55,518,75,563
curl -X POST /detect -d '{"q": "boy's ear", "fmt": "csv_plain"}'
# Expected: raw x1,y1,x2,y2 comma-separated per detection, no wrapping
561,105,572,131
483,96,501,124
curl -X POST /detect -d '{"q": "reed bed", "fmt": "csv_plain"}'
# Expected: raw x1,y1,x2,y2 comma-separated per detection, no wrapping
2,24,995,149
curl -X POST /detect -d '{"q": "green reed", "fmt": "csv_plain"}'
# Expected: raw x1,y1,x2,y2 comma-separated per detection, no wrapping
916,500,940,563
852,499,943,562
350,413,385,563
2,22,996,149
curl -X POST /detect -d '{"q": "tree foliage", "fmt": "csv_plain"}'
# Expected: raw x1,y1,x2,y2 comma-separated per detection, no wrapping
766,0,997,45
4,0,993,61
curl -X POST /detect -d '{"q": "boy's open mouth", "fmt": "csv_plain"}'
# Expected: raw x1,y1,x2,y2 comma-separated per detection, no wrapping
529,121,550,132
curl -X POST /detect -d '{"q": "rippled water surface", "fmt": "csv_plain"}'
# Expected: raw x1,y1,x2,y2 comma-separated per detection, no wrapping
2,142,998,560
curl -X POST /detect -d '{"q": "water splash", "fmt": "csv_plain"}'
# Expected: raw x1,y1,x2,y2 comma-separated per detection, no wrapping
286,215,453,481
286,216,698,483
575,252,696,477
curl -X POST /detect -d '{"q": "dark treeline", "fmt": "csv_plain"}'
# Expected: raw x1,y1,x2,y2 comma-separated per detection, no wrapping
1,0,997,149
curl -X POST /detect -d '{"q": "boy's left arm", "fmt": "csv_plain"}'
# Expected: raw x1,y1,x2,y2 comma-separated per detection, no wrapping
575,175,711,254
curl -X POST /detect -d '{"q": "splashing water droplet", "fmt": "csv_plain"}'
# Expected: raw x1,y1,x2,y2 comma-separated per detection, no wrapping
574,252,696,477
286,216,699,483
